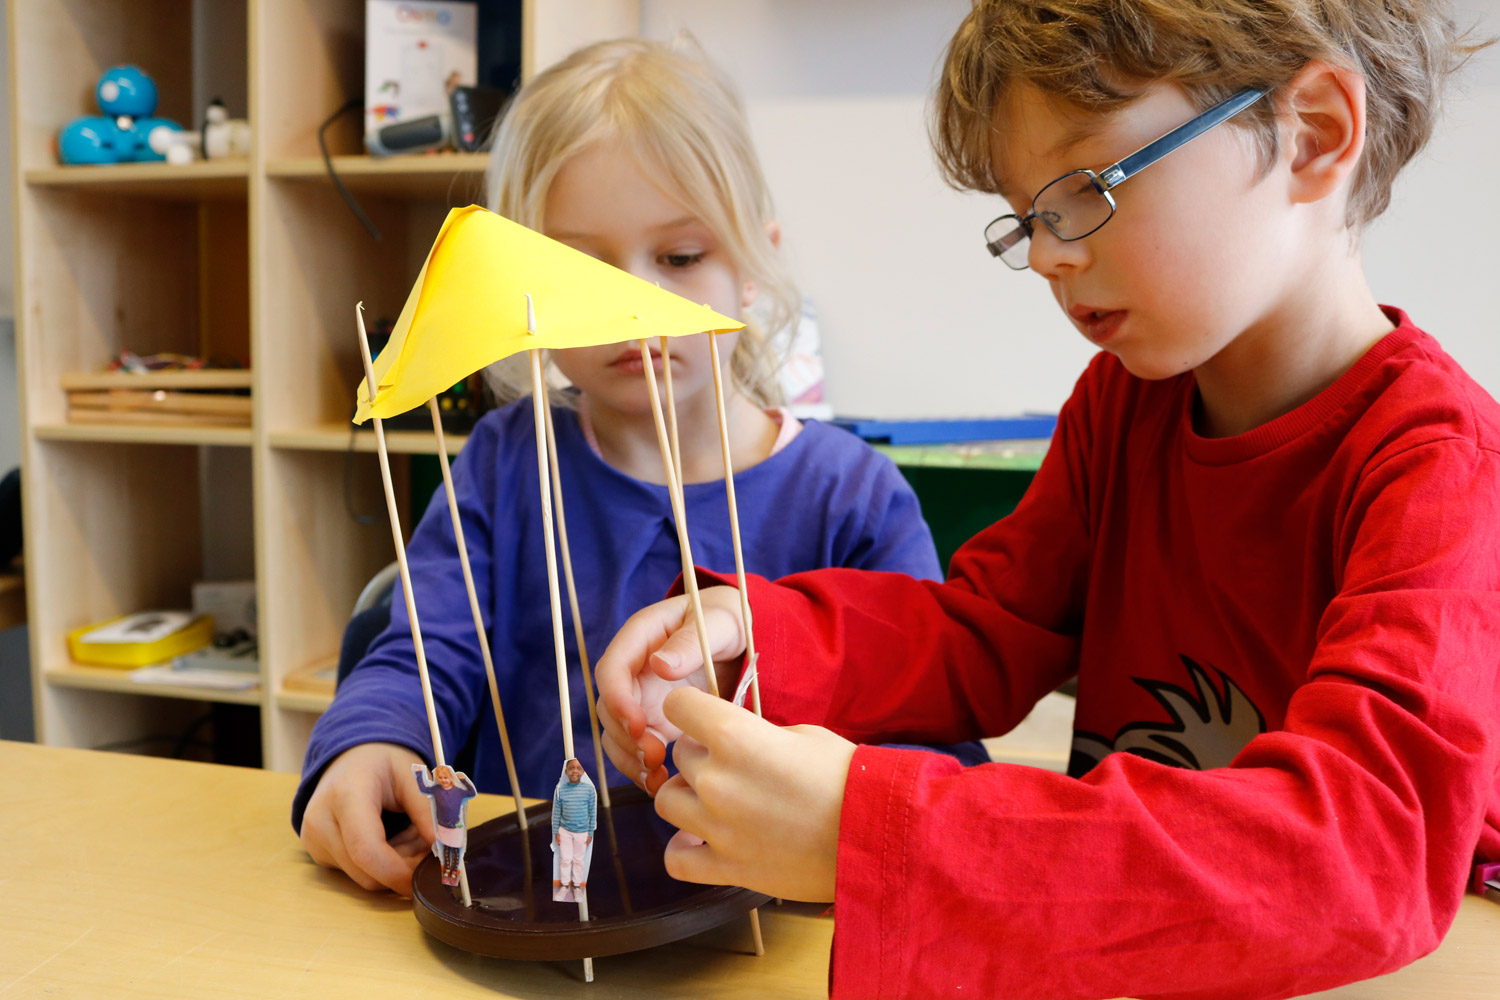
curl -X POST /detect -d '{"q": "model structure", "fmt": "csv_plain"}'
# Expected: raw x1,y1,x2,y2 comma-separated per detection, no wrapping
351,206,770,978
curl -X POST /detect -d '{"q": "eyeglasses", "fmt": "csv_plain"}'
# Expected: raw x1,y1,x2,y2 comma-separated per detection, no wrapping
984,88,1267,270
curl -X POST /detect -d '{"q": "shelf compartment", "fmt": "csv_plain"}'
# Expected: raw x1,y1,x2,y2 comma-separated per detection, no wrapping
25,161,250,200
269,424,468,455
60,370,253,392
34,423,253,447
266,155,490,200
44,662,261,707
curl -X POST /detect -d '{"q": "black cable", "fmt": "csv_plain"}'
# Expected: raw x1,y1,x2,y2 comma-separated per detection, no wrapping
344,423,378,525
319,98,382,240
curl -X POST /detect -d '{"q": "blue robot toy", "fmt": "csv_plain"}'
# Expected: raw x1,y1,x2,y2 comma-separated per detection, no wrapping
58,65,183,165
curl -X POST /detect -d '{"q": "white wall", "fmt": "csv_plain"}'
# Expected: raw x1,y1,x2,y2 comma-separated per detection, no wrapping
642,0,1500,418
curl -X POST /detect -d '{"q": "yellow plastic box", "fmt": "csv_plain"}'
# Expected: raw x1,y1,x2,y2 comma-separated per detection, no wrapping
66,612,216,668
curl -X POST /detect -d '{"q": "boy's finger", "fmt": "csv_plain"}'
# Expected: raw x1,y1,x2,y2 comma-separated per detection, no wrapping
649,624,711,680
601,730,643,787
652,772,706,835
651,598,746,681
662,685,762,760
663,830,725,886
671,733,709,784
643,763,673,797
597,598,692,737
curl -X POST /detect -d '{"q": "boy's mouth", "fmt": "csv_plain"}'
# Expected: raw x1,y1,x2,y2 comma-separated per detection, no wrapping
1069,304,1127,345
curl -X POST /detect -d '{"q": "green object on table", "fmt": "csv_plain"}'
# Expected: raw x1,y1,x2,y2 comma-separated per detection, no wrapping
877,442,1047,574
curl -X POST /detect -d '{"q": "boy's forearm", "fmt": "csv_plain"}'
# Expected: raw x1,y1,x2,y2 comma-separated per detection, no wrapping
741,567,1076,745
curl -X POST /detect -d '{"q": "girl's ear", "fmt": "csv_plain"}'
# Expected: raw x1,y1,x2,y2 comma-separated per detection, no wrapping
1280,59,1367,210
742,221,783,309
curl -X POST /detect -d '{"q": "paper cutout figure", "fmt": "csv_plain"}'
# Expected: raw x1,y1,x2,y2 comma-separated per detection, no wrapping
353,206,745,424
413,762,478,888
551,758,597,903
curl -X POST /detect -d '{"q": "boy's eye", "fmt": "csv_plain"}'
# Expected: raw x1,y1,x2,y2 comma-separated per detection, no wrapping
660,252,705,269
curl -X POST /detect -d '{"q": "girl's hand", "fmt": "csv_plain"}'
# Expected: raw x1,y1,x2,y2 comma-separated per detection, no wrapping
300,742,437,895
596,587,746,795
654,686,854,902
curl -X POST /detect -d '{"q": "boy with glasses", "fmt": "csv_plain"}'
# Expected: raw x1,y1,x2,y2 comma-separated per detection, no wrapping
595,3,1500,997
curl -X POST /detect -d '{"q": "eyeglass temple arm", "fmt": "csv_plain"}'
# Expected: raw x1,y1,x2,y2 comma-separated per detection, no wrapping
1095,88,1267,191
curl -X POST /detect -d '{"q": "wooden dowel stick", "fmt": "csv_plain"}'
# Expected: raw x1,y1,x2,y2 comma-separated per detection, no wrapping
657,338,697,587
428,396,528,829
542,401,612,810
659,336,686,498
526,299,592,983
578,891,594,981
354,304,446,767
707,332,763,717
638,339,719,697
706,333,768,957
530,346,575,761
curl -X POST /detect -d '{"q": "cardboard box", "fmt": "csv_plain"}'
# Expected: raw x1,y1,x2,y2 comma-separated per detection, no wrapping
365,1,478,145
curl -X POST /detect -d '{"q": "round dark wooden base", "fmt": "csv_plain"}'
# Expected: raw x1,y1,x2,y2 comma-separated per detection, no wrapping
412,784,771,961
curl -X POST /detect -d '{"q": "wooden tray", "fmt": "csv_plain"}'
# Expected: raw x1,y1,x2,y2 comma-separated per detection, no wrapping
412,784,771,961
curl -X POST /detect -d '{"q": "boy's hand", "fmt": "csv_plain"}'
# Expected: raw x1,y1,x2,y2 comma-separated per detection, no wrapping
596,587,746,795
654,686,854,902
300,742,437,895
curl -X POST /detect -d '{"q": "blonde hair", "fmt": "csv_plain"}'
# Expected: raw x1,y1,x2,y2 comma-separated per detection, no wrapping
484,36,798,406
932,0,1486,228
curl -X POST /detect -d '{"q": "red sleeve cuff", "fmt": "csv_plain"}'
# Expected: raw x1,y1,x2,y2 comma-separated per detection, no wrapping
830,744,925,1000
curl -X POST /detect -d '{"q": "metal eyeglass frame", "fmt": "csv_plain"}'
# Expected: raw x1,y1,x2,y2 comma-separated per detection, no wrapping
984,87,1268,270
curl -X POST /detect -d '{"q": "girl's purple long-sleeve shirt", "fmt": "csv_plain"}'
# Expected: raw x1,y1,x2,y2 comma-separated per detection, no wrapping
293,400,940,826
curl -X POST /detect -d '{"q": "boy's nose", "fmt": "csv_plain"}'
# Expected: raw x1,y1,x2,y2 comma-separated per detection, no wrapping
1027,226,1090,277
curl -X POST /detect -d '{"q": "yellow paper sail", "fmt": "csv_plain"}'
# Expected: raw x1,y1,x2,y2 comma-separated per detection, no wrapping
353,205,745,423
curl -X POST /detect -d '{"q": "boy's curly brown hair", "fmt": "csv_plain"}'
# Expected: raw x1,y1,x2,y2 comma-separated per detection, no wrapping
931,0,1486,227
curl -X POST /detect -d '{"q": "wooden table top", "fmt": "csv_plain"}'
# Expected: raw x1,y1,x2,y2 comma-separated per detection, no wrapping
2,740,1495,999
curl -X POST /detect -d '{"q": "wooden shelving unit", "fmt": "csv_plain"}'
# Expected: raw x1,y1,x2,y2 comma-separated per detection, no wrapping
32,424,255,447
266,153,490,198
11,0,638,773
24,160,251,199
44,662,262,707
268,424,468,455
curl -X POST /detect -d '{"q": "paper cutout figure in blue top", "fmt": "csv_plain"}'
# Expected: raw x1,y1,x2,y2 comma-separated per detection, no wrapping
413,763,478,887
551,758,597,902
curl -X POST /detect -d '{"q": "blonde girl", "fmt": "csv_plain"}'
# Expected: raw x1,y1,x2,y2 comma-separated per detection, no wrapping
295,36,940,896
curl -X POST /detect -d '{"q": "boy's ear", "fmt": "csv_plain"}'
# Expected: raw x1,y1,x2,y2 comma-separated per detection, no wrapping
1280,60,1367,209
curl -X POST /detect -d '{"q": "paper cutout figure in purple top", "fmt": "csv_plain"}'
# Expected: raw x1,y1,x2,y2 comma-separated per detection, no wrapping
413,763,478,887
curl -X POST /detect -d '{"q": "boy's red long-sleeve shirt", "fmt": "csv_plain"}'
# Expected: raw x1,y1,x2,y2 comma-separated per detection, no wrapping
740,311,1500,1000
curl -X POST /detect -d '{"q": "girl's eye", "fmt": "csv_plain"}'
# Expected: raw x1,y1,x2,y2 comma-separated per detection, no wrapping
661,252,705,269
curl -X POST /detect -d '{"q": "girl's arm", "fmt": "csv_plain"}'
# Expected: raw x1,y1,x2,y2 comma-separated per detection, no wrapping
293,414,506,833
